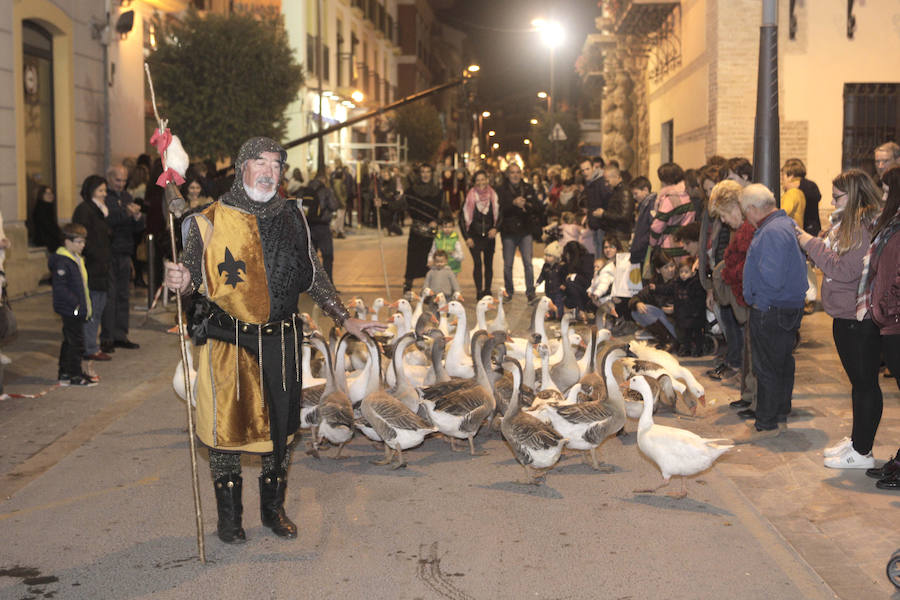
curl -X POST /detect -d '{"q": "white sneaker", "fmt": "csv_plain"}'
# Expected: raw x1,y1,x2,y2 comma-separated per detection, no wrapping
824,446,875,469
0,352,11,365
824,436,852,457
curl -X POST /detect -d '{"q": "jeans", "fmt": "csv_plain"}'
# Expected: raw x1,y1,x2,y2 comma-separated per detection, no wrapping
632,304,676,337
719,304,743,368
60,315,85,377
832,318,883,455
309,223,334,281
501,234,535,296
749,306,803,430
469,236,496,296
591,228,605,258
84,289,108,356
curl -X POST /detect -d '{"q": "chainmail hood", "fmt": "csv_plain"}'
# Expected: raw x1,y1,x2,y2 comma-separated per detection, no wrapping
224,137,288,218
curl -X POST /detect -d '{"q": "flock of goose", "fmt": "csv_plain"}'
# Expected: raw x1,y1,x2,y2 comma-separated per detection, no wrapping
176,290,734,498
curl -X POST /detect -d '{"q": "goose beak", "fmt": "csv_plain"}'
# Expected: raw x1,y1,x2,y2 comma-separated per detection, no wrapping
388,300,400,309
438,305,448,313
698,394,706,407
548,300,558,313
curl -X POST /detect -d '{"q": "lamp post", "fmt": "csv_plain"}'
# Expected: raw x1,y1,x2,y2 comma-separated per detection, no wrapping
532,18,564,115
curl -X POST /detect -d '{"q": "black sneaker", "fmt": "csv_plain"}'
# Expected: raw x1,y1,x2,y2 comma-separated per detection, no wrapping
526,293,538,305
69,375,98,387
82,372,100,383
867,448,900,479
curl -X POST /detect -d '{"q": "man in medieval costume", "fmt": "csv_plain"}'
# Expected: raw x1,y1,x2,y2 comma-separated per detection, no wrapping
165,137,380,544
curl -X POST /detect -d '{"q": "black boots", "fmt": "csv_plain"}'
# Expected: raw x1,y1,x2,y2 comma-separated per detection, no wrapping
259,470,297,539
214,474,246,544
646,320,678,352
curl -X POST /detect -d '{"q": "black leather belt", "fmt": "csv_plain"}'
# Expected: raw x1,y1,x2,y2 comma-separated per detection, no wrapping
208,312,297,336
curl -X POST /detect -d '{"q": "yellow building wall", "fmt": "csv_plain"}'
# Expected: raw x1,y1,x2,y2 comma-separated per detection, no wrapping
646,0,711,189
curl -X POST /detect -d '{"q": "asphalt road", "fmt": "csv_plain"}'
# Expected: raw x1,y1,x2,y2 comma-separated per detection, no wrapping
1,228,895,599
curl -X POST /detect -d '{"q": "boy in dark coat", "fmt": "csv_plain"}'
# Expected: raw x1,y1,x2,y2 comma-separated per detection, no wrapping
50,223,96,386
536,241,564,320
674,262,707,356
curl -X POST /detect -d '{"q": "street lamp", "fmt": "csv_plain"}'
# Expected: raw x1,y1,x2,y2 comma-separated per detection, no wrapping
482,111,491,118
530,118,538,125
488,130,496,137
532,18,564,114
350,90,364,103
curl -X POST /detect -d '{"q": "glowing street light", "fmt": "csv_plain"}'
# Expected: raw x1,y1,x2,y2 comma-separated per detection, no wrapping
482,111,491,118
492,142,500,149
530,118,538,125
523,139,531,145
532,18,563,113
537,91,548,99
350,90,365,103
488,130,496,137
466,64,481,73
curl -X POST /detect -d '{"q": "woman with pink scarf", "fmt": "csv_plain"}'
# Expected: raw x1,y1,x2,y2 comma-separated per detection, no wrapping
461,170,499,299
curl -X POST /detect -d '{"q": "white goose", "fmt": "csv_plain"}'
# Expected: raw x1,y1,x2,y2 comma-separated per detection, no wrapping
433,292,452,336
549,312,581,393
391,298,429,366
359,334,436,469
631,375,733,498
506,296,556,361
349,297,368,320
468,295,495,342
442,300,474,378
499,357,567,485
370,297,385,322
629,341,706,414
488,289,509,333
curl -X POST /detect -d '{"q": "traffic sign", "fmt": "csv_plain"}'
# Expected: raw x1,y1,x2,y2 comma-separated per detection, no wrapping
549,123,567,141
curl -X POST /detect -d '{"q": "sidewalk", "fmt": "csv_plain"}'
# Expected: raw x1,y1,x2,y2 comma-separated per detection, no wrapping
0,228,896,598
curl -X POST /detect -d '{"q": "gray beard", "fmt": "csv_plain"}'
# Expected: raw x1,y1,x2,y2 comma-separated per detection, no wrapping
243,183,274,203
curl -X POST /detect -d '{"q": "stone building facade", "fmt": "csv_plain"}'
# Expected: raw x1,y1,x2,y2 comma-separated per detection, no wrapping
582,0,900,194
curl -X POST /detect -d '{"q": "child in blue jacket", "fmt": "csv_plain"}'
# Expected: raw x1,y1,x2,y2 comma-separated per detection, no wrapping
50,223,96,386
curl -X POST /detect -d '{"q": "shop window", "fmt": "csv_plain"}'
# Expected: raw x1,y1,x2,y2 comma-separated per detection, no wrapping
842,83,900,175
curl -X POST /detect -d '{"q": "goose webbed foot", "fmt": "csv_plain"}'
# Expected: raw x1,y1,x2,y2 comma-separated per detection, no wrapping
634,477,671,494
371,445,394,466
521,465,546,485
390,449,408,470
305,441,321,459
666,477,687,498
332,442,349,460
449,438,465,452
468,437,488,456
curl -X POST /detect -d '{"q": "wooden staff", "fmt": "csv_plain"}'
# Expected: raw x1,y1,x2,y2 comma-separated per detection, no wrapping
372,174,391,298
144,63,206,565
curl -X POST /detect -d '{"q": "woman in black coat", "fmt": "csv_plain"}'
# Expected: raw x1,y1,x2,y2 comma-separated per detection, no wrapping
402,164,444,293
31,186,62,251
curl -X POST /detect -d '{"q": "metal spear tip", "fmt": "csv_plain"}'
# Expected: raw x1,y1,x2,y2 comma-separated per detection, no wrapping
165,180,187,216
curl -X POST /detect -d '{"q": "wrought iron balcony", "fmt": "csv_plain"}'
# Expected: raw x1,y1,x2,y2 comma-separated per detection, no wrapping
613,0,678,35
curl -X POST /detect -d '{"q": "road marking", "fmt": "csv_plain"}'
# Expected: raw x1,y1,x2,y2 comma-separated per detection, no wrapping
0,474,160,521
0,374,169,501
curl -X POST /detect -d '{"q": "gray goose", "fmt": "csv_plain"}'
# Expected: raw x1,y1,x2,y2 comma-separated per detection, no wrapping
418,330,497,455
307,332,354,458
499,357,567,485
359,333,436,469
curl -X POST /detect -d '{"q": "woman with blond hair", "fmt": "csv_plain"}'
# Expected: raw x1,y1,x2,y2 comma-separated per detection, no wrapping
796,169,883,469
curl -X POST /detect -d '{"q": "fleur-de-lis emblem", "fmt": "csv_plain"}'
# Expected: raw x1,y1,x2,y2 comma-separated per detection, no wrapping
217,247,246,288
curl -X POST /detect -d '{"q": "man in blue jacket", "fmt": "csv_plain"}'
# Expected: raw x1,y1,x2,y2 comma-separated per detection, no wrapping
735,184,807,443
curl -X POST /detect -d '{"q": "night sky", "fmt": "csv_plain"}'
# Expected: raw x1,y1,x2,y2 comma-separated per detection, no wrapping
435,0,600,152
